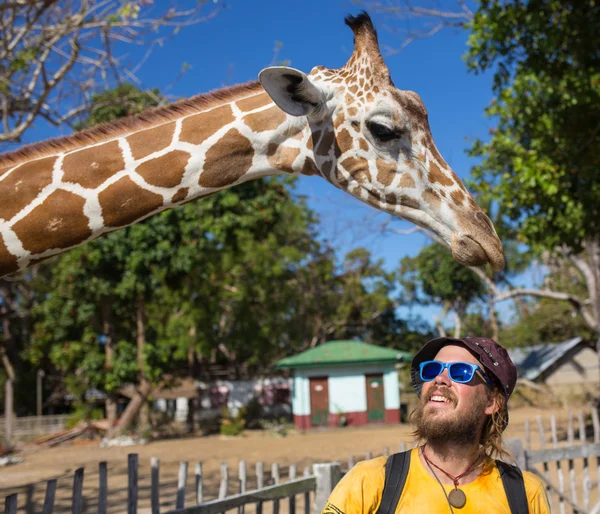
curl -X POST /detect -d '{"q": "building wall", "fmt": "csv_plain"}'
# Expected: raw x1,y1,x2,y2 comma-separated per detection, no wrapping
544,347,600,387
153,377,292,423
291,364,401,429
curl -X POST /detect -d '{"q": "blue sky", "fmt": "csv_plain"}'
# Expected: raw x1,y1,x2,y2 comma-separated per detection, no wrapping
10,0,529,328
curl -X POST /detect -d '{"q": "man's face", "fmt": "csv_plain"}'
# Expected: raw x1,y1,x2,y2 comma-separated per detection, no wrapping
413,344,496,445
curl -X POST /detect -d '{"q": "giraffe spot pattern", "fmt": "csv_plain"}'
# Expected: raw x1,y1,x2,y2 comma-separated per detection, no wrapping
128,122,176,160
428,161,454,187
341,156,369,184
267,144,301,174
244,106,287,133
200,128,254,188
376,159,396,187
63,141,125,189
400,195,420,210
399,173,416,189
386,193,397,205
0,235,18,277
334,112,346,127
172,187,189,203
452,190,466,206
302,157,320,176
336,129,354,155
12,189,92,254
423,188,441,213
308,130,320,151
236,92,272,112
358,138,369,152
0,156,56,221
136,150,191,189
316,130,335,157
180,104,235,145
99,176,164,228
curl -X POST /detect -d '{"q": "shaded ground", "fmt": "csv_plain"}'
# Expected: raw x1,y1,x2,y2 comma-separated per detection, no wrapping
0,406,593,513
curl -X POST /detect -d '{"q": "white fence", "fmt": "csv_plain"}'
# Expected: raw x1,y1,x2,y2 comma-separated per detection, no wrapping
0,415,68,441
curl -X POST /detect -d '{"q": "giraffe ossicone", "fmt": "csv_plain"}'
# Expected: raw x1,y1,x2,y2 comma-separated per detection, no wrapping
0,11,504,278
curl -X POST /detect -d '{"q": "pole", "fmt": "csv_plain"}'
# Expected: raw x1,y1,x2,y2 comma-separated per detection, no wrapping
36,370,45,417
4,378,13,451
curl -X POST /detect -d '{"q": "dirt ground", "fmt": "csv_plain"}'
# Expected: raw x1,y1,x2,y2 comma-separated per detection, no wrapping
0,406,595,513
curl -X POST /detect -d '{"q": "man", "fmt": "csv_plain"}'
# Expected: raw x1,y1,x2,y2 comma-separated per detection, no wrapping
321,336,550,513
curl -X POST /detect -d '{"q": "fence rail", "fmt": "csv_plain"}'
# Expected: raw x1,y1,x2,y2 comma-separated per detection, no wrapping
0,415,68,440
165,476,317,514
3,408,600,514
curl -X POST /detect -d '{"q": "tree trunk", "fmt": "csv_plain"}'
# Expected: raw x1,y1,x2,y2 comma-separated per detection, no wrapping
117,295,152,435
453,311,462,338
489,298,499,341
101,297,118,437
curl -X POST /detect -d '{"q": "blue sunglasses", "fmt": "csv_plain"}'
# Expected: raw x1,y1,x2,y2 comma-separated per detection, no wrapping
419,360,493,389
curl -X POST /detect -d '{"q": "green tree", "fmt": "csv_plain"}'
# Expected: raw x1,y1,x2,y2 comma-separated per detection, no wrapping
399,243,487,337
465,0,600,338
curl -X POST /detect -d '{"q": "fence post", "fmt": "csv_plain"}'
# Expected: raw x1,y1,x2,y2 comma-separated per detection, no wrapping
151,458,160,514
99,462,108,514
313,463,341,514
504,438,526,469
4,378,13,451
128,453,139,514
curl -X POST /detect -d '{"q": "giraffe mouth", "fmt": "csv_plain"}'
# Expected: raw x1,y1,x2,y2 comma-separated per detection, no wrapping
389,201,505,271
451,233,505,271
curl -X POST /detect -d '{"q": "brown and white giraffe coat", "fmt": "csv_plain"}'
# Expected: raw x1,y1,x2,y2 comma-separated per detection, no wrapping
0,12,504,278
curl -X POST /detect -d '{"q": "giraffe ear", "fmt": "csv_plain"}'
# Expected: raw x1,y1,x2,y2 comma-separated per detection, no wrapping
258,66,323,117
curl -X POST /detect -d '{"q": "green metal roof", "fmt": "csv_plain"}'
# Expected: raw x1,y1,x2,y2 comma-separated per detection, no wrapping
275,340,412,369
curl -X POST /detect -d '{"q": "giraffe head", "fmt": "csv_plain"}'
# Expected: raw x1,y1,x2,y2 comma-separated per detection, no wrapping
259,12,504,271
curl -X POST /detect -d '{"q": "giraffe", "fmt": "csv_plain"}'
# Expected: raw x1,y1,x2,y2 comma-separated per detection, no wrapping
0,12,504,279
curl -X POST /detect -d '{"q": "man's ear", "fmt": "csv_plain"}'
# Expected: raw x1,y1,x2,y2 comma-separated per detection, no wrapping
484,390,501,416
258,66,324,117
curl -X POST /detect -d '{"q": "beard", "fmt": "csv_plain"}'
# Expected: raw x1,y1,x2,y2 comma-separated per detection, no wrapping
411,385,488,447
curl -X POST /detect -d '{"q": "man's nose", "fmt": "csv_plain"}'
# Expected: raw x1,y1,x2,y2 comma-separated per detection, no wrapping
434,369,451,387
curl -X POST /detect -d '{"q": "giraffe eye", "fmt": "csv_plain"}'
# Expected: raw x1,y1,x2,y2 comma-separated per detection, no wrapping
367,121,400,142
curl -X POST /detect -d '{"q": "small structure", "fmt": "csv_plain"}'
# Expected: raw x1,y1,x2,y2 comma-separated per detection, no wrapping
509,337,599,399
275,340,411,430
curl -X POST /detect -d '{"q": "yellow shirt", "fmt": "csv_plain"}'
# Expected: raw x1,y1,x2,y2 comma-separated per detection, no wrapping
322,449,550,514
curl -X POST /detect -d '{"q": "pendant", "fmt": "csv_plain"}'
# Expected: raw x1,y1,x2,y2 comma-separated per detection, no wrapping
448,488,467,508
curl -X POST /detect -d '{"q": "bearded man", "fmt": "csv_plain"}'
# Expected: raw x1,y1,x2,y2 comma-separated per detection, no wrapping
321,336,550,514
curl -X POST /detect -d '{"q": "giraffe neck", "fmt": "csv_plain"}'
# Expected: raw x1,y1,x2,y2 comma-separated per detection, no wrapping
0,88,317,276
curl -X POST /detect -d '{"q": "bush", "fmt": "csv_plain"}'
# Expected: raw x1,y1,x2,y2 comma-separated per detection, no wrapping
66,403,104,429
219,407,246,436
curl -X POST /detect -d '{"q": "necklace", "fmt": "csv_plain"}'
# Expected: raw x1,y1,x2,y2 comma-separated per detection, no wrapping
421,445,481,509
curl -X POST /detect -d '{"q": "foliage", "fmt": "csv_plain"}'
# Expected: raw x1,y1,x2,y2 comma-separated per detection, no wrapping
466,0,600,254
399,243,486,313
259,418,294,437
66,405,105,429
219,407,246,436
74,84,163,131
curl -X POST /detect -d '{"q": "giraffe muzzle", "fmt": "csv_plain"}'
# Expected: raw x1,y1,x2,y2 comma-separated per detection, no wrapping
450,233,505,272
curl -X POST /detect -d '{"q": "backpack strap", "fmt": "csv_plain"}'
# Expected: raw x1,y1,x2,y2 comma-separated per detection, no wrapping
496,460,529,514
376,451,411,514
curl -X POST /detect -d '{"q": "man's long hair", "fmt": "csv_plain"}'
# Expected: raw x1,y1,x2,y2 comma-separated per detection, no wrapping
480,387,512,462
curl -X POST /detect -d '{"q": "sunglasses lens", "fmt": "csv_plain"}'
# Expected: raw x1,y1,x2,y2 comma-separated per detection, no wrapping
449,363,475,383
421,361,443,381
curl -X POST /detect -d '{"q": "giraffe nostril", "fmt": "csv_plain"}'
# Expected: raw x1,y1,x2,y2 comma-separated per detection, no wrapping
476,211,494,233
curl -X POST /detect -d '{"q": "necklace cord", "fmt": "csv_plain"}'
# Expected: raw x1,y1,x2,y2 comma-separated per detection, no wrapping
421,446,455,514
422,444,481,488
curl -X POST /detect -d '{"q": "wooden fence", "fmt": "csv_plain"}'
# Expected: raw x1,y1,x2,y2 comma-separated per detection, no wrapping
2,454,336,514
3,409,600,514
515,408,600,514
0,415,68,442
